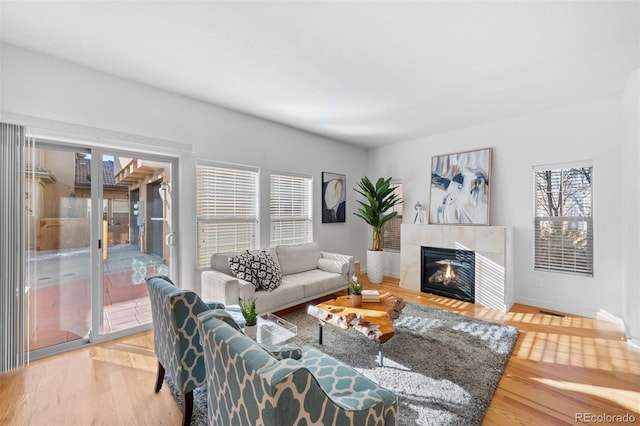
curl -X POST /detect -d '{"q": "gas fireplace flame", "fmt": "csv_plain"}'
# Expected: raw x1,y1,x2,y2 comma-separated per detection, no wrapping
445,264,455,280
430,259,460,287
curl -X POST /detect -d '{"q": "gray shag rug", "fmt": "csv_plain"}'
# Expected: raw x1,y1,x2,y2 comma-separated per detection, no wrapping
163,375,208,426
168,302,519,426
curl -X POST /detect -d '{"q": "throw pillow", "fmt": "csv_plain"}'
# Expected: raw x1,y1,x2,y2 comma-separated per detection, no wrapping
228,251,260,288
317,257,348,274
255,251,283,292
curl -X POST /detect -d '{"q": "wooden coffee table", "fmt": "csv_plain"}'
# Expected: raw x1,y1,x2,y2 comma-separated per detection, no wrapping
307,292,405,366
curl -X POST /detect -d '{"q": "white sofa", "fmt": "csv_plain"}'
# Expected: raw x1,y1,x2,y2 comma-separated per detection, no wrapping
201,242,354,314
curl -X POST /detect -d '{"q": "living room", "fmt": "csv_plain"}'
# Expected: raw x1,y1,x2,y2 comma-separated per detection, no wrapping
1,1,638,425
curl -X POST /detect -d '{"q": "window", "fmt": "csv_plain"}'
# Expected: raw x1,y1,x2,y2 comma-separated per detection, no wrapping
196,163,259,268
270,172,312,246
383,181,403,252
534,162,593,276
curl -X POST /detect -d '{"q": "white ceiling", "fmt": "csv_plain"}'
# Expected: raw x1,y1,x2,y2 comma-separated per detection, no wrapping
1,1,638,148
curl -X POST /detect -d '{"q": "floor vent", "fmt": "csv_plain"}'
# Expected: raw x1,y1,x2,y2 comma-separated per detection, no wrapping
539,310,568,318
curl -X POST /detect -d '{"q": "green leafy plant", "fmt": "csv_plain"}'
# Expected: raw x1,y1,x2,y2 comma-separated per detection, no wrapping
354,176,402,251
240,298,257,327
345,274,363,295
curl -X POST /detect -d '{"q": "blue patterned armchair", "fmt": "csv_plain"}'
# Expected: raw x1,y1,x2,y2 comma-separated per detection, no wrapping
197,310,398,425
145,275,244,426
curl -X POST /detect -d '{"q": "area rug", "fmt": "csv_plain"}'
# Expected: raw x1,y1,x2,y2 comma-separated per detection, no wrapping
167,302,518,426
285,302,518,426
163,375,208,426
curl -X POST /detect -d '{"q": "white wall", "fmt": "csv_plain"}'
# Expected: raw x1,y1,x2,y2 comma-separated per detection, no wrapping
0,44,369,292
622,69,639,344
369,95,627,319
1,43,635,324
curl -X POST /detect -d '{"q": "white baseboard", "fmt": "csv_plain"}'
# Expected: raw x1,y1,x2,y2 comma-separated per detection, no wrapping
517,298,639,346
595,309,624,325
515,296,595,318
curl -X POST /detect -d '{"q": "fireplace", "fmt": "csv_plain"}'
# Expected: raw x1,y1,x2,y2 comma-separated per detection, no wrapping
421,246,475,303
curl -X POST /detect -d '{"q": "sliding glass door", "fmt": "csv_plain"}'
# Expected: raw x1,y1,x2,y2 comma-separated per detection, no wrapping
27,141,177,355
100,153,173,334
26,146,93,351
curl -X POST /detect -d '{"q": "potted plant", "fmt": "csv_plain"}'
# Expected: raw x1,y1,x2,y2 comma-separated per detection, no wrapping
354,176,402,283
240,298,258,339
345,274,363,306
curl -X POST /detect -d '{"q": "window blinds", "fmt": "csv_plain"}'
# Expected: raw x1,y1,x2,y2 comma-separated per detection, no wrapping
196,164,259,268
534,164,593,276
383,182,403,252
270,173,312,246
0,123,29,372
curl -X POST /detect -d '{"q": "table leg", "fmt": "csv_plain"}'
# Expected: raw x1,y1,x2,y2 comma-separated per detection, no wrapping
378,343,384,367
318,320,324,345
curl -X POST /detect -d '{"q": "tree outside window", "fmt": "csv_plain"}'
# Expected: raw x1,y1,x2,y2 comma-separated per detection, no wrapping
534,163,593,276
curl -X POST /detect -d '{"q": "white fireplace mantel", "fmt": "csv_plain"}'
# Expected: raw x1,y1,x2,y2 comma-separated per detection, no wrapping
401,224,513,311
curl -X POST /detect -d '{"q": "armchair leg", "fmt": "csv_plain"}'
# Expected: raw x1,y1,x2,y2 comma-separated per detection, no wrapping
182,391,193,426
154,361,165,393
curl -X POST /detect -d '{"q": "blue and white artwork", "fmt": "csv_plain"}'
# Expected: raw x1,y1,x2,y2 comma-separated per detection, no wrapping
429,148,492,225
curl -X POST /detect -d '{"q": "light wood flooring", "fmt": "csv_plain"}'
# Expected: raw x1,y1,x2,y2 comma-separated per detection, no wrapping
1,276,638,425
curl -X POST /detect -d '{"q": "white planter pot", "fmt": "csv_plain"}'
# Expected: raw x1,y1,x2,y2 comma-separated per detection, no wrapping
366,250,384,284
244,324,257,339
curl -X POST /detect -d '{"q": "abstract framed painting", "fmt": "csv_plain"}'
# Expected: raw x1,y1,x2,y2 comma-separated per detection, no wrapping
322,172,346,223
429,148,492,225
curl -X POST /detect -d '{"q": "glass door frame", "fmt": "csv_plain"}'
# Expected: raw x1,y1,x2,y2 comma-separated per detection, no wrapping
90,148,179,343
28,139,179,358
28,141,93,359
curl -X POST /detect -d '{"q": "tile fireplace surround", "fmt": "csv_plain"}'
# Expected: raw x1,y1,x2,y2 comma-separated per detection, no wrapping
401,224,513,311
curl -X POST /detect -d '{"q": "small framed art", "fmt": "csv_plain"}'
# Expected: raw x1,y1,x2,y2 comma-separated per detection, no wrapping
322,172,346,223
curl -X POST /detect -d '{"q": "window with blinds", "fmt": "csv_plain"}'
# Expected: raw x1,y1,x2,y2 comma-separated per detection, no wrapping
383,181,403,252
270,172,312,246
534,162,593,276
196,163,259,269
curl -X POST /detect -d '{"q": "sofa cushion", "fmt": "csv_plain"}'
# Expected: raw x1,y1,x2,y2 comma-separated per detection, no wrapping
255,282,305,313
281,269,345,300
254,251,283,292
276,242,321,276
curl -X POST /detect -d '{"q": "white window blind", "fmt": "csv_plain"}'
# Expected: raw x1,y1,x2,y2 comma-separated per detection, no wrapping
534,163,593,276
383,182,403,252
270,172,312,246
196,163,259,269
1,123,30,372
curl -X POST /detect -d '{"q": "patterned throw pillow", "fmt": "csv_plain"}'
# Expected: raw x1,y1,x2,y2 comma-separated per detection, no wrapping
255,251,283,292
228,251,259,288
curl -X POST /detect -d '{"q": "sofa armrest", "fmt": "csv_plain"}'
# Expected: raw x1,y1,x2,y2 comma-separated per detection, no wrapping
198,309,243,331
201,270,256,306
260,343,303,360
319,252,354,276
262,358,392,414
326,389,390,412
205,302,225,310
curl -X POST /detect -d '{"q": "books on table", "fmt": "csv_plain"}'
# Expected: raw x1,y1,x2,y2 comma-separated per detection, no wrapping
361,289,380,302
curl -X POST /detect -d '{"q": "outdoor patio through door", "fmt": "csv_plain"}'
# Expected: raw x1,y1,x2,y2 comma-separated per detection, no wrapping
27,142,176,355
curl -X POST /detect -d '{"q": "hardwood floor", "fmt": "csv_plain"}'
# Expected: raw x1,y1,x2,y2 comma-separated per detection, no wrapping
1,275,638,425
